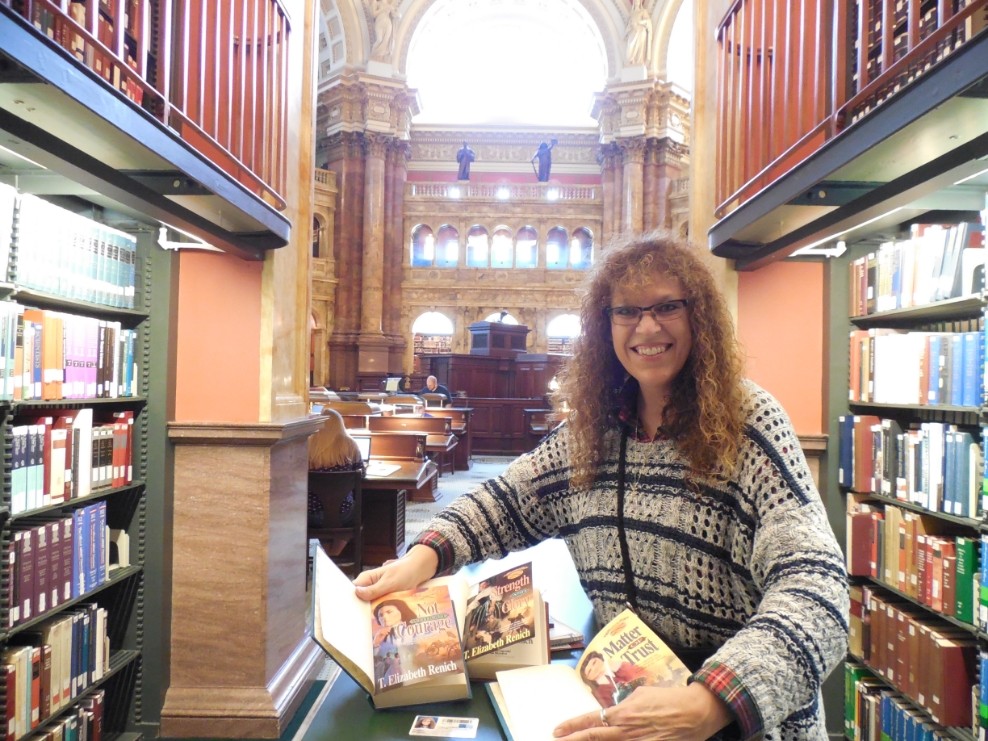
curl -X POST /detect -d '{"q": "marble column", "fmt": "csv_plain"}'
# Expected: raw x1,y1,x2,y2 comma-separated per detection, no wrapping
326,131,364,388
598,144,617,247
620,138,646,234
643,139,660,231
160,418,325,738
386,140,410,371
358,132,391,374
608,144,623,241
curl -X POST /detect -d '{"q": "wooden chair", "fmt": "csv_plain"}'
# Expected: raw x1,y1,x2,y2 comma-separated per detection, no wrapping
307,469,363,576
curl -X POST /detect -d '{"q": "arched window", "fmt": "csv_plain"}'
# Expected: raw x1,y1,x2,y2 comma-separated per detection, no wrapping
312,216,322,258
436,224,459,268
546,226,569,269
491,226,513,269
571,227,594,269
412,311,454,355
515,226,538,268
406,0,607,127
466,225,490,268
411,224,436,267
484,311,519,325
546,313,581,354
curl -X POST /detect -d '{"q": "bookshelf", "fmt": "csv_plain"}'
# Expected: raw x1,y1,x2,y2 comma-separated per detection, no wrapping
0,186,154,738
838,244,987,735
705,4,988,737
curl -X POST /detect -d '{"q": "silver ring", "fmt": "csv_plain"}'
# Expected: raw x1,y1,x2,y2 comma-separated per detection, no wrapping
600,707,609,726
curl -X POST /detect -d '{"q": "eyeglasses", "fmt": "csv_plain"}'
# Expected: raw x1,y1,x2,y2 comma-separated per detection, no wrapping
604,299,689,325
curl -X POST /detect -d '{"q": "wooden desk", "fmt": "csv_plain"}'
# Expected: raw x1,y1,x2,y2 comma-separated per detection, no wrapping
301,540,595,741
428,407,473,471
361,459,437,565
374,415,458,476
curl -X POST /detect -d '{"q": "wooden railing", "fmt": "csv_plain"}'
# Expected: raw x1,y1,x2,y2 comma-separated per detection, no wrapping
5,0,290,210
715,0,988,219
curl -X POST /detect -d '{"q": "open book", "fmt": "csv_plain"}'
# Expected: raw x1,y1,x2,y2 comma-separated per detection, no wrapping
310,543,472,709
486,608,691,740
461,562,550,680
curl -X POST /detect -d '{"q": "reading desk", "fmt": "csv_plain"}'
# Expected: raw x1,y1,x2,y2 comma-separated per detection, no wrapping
304,539,595,740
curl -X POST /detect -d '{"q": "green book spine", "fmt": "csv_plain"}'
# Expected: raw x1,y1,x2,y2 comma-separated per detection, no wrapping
844,662,874,740
954,536,976,624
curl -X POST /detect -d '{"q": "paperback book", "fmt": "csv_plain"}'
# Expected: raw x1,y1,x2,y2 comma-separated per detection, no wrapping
461,562,550,680
486,608,690,740
310,543,472,709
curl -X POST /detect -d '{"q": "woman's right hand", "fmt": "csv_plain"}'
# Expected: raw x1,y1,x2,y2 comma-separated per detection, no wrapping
353,544,440,601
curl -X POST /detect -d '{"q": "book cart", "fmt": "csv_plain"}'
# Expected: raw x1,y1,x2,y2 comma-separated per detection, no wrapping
0,186,155,740
838,214,988,741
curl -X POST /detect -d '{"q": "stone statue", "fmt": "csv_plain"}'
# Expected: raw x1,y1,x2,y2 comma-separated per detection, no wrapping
369,0,397,59
625,0,652,66
456,142,475,180
531,139,557,182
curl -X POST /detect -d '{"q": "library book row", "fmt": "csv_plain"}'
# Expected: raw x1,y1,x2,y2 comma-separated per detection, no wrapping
0,184,138,310
847,582,976,731
848,222,985,318
846,498,981,625
0,303,139,404
847,3,988,126
3,606,110,741
849,326,984,408
7,408,135,518
838,415,983,519
31,0,148,107
6,499,124,630
9,407,134,517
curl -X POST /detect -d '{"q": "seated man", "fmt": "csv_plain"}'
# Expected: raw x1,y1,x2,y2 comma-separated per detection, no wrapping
417,375,452,402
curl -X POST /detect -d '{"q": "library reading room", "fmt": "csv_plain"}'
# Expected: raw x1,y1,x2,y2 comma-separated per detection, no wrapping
1,0,987,739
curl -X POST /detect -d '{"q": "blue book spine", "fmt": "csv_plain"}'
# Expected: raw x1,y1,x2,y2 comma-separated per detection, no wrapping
950,333,965,406
94,501,106,587
71,509,85,599
963,331,980,407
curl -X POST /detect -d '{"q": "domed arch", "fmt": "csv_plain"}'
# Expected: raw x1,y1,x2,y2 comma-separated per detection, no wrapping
318,0,630,82
652,0,692,85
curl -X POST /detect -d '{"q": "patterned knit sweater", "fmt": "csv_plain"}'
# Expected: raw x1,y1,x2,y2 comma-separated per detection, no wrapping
412,382,848,741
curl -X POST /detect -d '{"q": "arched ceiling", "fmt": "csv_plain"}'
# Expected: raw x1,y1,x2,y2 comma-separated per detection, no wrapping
316,0,691,118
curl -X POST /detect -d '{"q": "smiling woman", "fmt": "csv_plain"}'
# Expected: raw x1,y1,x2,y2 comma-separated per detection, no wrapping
405,0,607,127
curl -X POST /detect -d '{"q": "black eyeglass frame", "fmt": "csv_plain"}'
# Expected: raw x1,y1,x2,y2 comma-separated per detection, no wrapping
603,298,690,325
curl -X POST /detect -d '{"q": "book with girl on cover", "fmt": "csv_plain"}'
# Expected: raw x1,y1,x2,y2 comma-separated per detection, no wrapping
310,542,472,709
486,608,691,740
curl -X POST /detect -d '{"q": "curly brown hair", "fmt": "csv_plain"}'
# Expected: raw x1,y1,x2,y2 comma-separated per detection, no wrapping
554,232,747,489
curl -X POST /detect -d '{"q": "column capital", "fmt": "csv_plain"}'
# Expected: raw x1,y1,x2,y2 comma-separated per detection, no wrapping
617,137,647,164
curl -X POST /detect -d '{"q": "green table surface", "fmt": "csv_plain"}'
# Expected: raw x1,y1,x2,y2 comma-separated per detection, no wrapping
305,539,594,740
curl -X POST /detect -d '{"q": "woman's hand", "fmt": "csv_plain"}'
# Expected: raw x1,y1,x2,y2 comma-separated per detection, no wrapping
353,544,440,601
552,682,733,741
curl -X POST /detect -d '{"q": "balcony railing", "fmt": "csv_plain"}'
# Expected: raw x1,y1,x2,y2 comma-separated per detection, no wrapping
715,0,988,219
4,0,290,210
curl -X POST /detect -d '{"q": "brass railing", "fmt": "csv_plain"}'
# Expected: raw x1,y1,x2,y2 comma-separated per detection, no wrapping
6,0,290,210
715,0,987,218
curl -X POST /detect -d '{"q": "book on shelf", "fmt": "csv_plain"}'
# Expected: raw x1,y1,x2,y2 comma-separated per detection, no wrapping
461,562,550,681
310,542,472,709
486,608,690,741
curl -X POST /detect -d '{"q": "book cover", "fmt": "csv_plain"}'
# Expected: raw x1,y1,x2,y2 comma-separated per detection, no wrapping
370,584,464,694
487,609,690,740
462,562,550,680
310,542,472,709
463,562,537,659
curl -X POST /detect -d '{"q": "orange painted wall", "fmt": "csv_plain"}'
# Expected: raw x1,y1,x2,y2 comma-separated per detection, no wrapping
736,261,825,434
174,251,263,421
